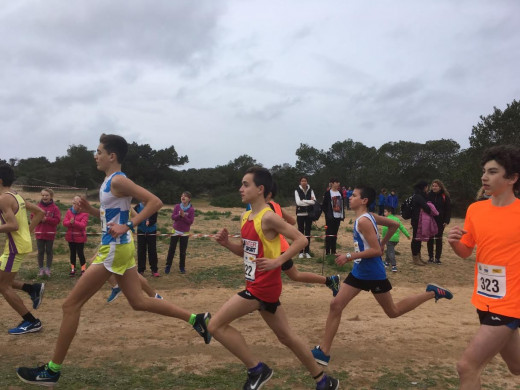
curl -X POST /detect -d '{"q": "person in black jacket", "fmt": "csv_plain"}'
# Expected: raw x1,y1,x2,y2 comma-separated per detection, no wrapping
321,178,344,255
410,180,434,266
294,176,316,258
427,179,451,264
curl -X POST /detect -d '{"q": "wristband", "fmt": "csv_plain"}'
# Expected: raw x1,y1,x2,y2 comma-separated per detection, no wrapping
346,252,352,260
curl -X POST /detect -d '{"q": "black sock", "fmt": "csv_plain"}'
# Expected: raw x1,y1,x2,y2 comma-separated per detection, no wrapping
22,284,33,294
22,312,37,323
325,276,331,286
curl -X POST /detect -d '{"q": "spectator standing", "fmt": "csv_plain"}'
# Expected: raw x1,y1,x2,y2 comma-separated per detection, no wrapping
382,206,411,272
294,176,316,258
410,181,434,266
165,191,195,274
134,201,159,277
321,178,344,255
34,188,61,277
377,188,387,215
386,190,398,214
346,187,353,210
63,196,89,277
427,180,451,264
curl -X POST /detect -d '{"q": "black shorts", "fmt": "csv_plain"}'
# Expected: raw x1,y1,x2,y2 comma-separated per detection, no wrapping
237,289,281,314
477,309,520,329
344,273,392,294
281,259,294,271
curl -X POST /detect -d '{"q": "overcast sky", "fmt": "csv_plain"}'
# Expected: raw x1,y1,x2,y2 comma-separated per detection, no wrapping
1,0,519,169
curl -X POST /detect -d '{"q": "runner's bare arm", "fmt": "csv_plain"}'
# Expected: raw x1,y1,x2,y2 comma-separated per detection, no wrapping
78,197,101,218
0,195,18,233
215,228,244,256
336,217,382,266
371,213,399,247
108,175,163,237
255,212,306,271
448,226,473,258
26,201,45,233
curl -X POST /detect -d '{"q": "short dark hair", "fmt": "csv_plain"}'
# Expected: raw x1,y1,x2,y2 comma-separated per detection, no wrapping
299,176,308,182
182,191,192,199
413,180,429,191
481,145,520,192
100,134,128,163
329,177,339,183
245,166,272,198
356,185,376,206
0,164,15,187
384,205,394,213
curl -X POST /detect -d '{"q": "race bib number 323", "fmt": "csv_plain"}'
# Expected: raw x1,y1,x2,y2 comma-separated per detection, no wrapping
477,262,506,299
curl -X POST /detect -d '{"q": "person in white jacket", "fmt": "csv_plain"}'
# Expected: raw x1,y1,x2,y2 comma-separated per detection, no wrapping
294,176,316,258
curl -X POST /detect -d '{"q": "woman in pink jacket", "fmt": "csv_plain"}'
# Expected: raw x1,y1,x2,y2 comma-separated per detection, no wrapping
63,196,89,277
34,188,61,277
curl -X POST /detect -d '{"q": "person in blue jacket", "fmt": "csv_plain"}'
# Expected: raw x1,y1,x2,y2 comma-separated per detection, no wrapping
386,190,398,214
134,201,159,277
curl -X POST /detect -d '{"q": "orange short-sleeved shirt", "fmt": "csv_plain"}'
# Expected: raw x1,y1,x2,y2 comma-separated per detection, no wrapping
461,198,520,317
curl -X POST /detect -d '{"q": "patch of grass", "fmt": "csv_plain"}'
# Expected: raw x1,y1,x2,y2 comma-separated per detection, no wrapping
187,265,244,289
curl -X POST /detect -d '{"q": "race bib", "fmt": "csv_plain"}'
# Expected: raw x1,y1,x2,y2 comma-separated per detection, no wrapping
100,208,107,232
477,262,506,299
243,253,257,281
243,239,259,281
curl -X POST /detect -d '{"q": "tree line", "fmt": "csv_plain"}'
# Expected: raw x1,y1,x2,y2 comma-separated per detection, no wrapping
3,100,520,216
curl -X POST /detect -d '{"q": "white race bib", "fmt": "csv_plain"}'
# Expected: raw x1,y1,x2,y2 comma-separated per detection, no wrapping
100,208,107,232
244,253,257,281
477,262,506,299
243,238,259,281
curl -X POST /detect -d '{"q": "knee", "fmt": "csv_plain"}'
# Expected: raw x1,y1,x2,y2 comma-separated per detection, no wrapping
275,331,294,348
506,362,520,376
329,299,344,315
384,309,399,319
456,357,475,379
127,297,148,312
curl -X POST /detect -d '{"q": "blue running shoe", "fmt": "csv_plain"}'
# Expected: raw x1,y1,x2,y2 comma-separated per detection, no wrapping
155,293,163,299
30,283,45,310
243,362,273,390
107,286,122,303
164,265,171,274
312,345,330,366
426,284,453,302
8,319,42,335
193,312,212,344
316,374,339,390
326,275,341,297
17,364,60,386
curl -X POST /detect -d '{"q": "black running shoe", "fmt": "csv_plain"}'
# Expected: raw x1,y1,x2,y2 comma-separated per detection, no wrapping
30,283,45,310
193,312,212,344
243,362,273,390
316,374,339,390
17,364,60,386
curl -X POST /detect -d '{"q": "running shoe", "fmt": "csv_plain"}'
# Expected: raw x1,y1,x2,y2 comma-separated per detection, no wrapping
30,283,45,310
426,284,453,302
180,268,186,274
305,253,312,259
326,275,341,297
17,364,60,386
243,362,273,390
434,258,442,265
38,269,45,277
69,270,76,277
164,265,171,274
155,293,163,299
44,268,51,277
312,345,330,366
193,312,212,344
8,319,42,335
391,266,398,272
152,272,160,277
298,253,305,259
316,374,339,390
107,286,122,303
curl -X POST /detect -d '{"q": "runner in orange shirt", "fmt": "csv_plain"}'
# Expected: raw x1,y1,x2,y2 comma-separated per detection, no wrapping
448,145,520,389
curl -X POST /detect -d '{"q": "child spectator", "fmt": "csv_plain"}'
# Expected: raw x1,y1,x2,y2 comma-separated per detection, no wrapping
377,188,387,215
382,206,410,272
63,196,89,277
165,191,195,274
134,201,159,277
34,188,61,277
386,190,398,214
